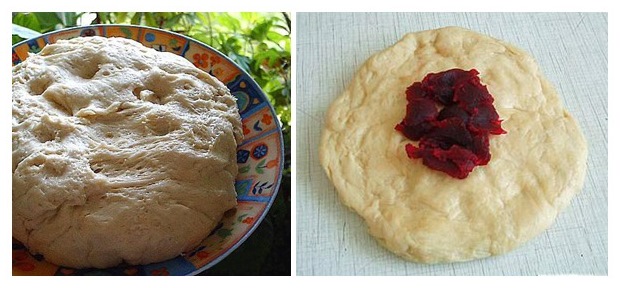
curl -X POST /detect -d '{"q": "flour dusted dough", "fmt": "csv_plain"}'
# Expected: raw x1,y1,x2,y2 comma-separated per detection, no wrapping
12,36,242,268
320,27,588,263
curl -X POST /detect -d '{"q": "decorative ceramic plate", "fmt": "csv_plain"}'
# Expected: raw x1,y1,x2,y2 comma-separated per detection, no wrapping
11,25,284,276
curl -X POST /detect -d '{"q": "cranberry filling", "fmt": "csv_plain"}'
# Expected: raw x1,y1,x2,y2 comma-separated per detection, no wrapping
395,68,506,179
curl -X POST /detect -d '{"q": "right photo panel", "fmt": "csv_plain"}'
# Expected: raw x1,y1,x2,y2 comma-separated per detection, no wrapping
296,12,607,276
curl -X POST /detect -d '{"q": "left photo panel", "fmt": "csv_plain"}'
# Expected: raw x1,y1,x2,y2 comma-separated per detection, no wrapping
11,12,291,276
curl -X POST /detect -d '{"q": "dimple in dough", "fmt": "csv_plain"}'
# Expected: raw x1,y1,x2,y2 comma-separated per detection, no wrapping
320,27,588,263
12,36,243,269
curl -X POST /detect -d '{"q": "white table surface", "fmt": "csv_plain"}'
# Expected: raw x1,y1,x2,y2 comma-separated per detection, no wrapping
295,12,607,276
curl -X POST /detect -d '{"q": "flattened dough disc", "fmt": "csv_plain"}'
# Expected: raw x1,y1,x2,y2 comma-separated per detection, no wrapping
320,27,587,263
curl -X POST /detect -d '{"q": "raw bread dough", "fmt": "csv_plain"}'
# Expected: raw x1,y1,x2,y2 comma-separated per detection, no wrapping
320,27,588,263
12,36,242,268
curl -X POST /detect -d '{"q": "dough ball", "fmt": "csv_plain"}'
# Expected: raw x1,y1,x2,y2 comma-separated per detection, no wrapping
12,36,242,268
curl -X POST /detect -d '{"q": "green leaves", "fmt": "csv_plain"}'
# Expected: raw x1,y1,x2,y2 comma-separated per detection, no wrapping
12,12,80,33
12,12,82,44
56,12,80,27
12,13,41,32
250,20,272,41
215,13,242,32
130,12,142,25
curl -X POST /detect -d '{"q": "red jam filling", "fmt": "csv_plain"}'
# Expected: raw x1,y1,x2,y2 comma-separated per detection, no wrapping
395,68,506,179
